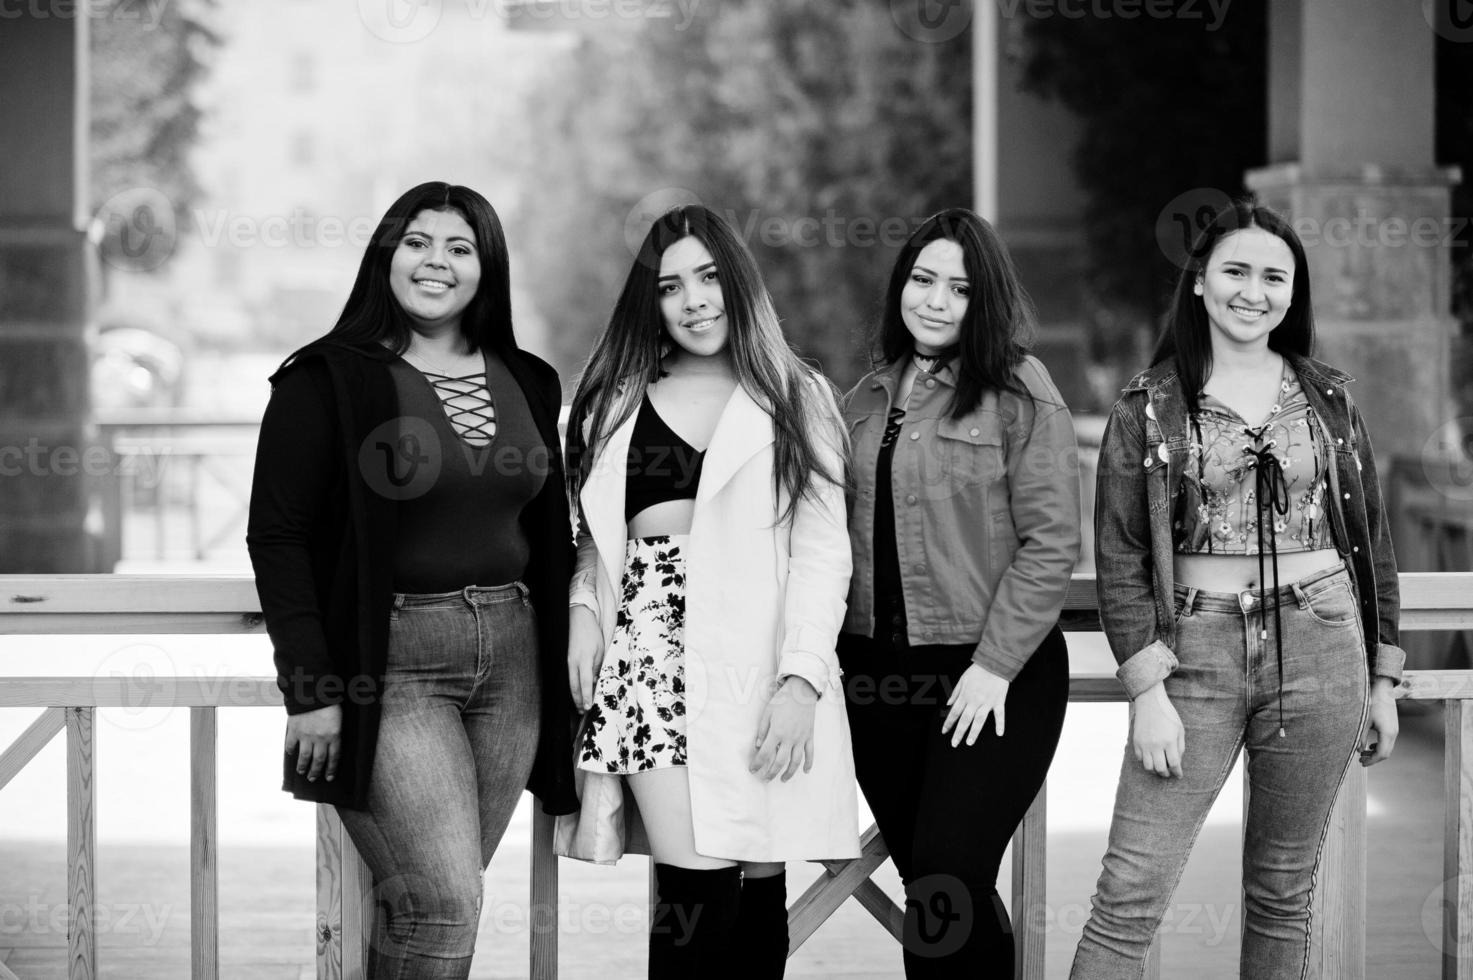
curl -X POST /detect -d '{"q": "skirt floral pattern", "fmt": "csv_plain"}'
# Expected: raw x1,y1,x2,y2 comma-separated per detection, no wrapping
578,535,688,773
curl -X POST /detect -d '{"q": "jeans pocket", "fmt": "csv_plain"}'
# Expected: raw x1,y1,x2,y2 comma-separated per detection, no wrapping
1302,582,1358,628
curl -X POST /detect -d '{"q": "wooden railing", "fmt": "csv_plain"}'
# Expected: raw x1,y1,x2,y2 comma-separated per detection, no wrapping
2,573,1471,979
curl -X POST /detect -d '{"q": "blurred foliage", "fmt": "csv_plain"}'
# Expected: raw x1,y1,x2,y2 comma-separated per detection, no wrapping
515,0,971,390
1017,0,1267,356
90,0,219,271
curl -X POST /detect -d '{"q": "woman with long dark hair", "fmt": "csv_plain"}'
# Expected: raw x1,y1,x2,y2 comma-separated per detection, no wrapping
247,181,576,979
1072,200,1403,978
839,208,1081,977
557,204,859,978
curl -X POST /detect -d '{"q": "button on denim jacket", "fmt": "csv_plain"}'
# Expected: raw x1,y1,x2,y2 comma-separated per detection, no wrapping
842,355,1082,681
1095,353,1407,699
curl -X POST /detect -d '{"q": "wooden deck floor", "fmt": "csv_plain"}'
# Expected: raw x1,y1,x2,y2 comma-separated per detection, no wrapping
0,707,1447,979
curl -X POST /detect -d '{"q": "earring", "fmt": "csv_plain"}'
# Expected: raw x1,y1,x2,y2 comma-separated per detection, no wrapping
1193,281,1203,296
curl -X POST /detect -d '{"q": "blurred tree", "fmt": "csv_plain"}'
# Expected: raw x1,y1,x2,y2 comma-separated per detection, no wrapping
1436,30,1473,422
1018,0,1267,361
90,0,219,272
514,0,971,389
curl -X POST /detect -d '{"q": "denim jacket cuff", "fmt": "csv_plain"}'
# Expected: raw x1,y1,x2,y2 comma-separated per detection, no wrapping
1373,642,1406,682
1116,640,1179,700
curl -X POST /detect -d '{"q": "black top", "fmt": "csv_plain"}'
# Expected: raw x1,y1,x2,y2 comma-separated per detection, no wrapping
246,340,577,814
389,351,547,592
625,393,706,522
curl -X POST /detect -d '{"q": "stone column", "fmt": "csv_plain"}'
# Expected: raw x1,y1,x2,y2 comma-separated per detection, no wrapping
1248,0,1460,467
0,15,97,571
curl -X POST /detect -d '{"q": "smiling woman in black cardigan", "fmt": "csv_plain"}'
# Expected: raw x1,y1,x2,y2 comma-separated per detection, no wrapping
247,181,576,980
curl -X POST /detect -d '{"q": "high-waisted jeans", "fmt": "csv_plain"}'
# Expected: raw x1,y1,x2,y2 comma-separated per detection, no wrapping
838,623,1070,979
337,583,542,980
1071,562,1370,980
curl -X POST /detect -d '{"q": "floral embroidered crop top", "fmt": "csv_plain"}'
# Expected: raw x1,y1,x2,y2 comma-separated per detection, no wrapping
1173,365,1335,555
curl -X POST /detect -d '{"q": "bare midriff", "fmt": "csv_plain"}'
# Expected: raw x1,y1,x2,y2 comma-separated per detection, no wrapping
1174,547,1342,593
627,500,696,540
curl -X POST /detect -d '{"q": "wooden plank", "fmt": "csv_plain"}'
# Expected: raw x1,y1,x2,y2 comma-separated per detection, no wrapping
530,809,557,980
0,576,261,613
0,959,19,980
848,878,904,941
0,677,279,709
1067,674,1127,702
316,806,344,980
0,706,64,791
1402,671,1473,702
789,824,890,952
1309,764,1366,980
1011,785,1046,980
66,707,96,980
1444,700,1473,980
342,824,371,979
0,613,266,635
191,708,219,980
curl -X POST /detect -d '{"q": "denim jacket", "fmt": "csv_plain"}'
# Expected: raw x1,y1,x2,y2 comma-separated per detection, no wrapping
1095,353,1407,699
842,355,1081,680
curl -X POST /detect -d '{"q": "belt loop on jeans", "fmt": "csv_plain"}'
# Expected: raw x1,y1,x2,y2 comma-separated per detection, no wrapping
514,580,531,604
1181,587,1198,616
1291,581,1309,609
392,593,407,612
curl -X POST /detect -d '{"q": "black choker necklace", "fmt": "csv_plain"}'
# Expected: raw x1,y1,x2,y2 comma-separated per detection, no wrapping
913,351,943,372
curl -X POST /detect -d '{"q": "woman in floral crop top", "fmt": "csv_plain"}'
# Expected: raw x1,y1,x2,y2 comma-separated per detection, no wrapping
1072,200,1404,980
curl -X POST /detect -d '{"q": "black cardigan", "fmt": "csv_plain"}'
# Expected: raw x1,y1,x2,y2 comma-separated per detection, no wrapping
245,339,578,814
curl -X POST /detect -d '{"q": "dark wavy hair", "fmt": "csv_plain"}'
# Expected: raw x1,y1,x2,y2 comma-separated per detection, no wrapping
567,204,843,523
322,181,516,354
875,208,1036,418
1153,198,1315,413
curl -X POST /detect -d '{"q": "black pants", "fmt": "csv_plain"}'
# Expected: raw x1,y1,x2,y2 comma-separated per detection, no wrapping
837,624,1069,979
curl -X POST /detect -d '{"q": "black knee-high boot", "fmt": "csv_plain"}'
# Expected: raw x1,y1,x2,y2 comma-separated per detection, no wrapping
725,870,789,979
649,864,741,979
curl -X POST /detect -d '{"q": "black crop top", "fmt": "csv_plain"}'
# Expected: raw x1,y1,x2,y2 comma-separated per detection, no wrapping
625,393,705,521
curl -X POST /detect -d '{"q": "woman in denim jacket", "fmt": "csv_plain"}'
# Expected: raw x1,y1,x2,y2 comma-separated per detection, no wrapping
1072,201,1404,979
839,209,1081,977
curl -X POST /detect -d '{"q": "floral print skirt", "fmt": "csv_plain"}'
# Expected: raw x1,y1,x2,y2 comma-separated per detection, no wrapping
578,534,688,773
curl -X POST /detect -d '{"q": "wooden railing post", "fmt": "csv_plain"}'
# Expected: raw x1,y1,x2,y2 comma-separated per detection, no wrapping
1011,785,1047,980
316,804,372,980
190,707,219,980
1444,698,1473,980
66,706,96,980
1310,763,1367,979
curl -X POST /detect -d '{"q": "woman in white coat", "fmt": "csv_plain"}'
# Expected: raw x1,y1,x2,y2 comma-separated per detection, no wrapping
563,205,859,978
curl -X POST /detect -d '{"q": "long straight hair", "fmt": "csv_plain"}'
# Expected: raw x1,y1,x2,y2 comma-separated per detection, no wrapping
323,181,516,354
566,205,843,522
875,208,1036,417
1153,199,1315,413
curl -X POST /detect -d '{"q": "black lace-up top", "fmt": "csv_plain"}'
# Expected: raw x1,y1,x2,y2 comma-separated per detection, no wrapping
389,350,548,592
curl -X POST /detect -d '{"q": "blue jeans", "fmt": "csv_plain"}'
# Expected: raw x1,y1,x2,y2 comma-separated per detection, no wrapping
337,583,542,980
1071,563,1369,980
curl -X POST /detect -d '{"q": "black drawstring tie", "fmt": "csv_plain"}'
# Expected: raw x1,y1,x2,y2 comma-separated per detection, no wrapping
1244,434,1290,737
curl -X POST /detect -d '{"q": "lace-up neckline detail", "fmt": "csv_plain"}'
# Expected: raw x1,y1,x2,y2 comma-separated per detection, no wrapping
418,368,497,448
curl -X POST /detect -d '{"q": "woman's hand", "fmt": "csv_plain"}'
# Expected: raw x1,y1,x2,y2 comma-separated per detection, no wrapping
567,604,604,713
750,676,819,781
941,663,1009,747
1131,682,1185,778
1360,677,1400,766
285,703,341,783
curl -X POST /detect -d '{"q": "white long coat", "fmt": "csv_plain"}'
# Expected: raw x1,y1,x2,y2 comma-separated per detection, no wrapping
562,383,860,863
